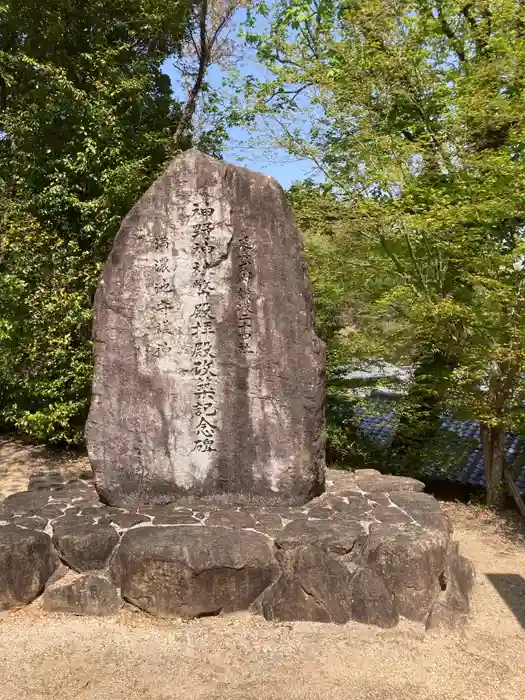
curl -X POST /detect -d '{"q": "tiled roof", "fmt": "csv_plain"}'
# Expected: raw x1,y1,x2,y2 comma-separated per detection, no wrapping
353,401,525,493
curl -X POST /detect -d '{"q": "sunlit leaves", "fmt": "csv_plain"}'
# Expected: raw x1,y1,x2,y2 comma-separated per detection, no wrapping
0,0,202,443
242,1,525,468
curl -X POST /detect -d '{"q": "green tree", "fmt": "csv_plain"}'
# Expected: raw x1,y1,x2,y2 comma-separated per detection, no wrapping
287,182,361,464
241,0,525,504
0,0,224,443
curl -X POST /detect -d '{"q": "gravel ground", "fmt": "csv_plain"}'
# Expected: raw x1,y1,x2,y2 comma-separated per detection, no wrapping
1,438,524,700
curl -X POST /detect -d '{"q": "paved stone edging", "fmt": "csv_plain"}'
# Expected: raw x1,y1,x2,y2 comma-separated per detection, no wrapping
0,469,474,629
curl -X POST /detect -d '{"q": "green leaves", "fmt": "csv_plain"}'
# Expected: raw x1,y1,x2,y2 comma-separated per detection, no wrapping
242,1,525,481
0,0,206,444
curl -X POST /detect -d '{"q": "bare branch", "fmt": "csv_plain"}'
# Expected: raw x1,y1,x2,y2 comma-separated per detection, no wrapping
210,0,244,47
173,0,210,144
187,23,201,58
262,83,311,106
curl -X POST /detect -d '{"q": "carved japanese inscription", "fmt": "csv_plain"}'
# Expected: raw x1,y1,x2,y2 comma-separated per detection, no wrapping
190,198,219,453
86,149,325,508
237,232,254,353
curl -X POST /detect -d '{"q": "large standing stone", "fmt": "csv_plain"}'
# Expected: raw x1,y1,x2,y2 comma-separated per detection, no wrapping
86,149,325,507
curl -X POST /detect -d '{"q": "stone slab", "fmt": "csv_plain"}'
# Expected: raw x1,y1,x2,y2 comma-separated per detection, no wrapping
85,149,325,507
256,545,353,624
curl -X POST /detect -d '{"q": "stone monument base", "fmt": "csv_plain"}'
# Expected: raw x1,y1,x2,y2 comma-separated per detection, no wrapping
0,469,473,630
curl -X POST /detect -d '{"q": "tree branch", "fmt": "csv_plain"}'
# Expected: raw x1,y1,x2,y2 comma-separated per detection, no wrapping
436,2,466,63
173,0,210,144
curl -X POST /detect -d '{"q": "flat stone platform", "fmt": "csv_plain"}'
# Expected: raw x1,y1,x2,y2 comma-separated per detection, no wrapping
0,469,473,629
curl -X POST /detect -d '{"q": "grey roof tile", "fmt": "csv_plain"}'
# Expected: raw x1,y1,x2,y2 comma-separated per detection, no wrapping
354,401,525,493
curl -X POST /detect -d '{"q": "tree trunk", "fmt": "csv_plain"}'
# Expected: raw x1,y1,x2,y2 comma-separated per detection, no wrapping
172,0,210,146
480,422,505,506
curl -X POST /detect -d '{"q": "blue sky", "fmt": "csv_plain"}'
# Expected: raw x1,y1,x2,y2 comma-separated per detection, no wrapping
161,9,316,190
162,61,314,189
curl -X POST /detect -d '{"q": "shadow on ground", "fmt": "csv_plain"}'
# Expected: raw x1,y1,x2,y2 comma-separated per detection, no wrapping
0,435,89,498
27,469,93,491
486,573,525,628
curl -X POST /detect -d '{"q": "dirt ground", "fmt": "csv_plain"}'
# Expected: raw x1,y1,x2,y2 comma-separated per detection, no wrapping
0,437,524,700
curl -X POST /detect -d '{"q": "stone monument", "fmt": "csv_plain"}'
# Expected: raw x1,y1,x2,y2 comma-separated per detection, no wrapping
0,154,475,631
85,149,326,507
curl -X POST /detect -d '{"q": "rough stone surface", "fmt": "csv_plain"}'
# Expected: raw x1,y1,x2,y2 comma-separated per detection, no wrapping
448,551,475,611
111,526,279,618
47,479,100,506
85,149,325,508
257,545,353,624
358,522,449,622
354,469,426,494
0,490,52,517
205,509,256,529
0,526,57,610
426,544,475,630
425,600,465,630
348,566,399,628
52,523,119,572
0,469,474,629
276,518,365,555
389,491,453,534
107,512,151,529
45,563,70,588
43,574,122,616
326,468,425,497
8,515,48,531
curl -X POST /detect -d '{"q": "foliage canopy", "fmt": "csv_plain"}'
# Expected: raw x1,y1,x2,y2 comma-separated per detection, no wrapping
0,0,224,443
240,0,525,501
